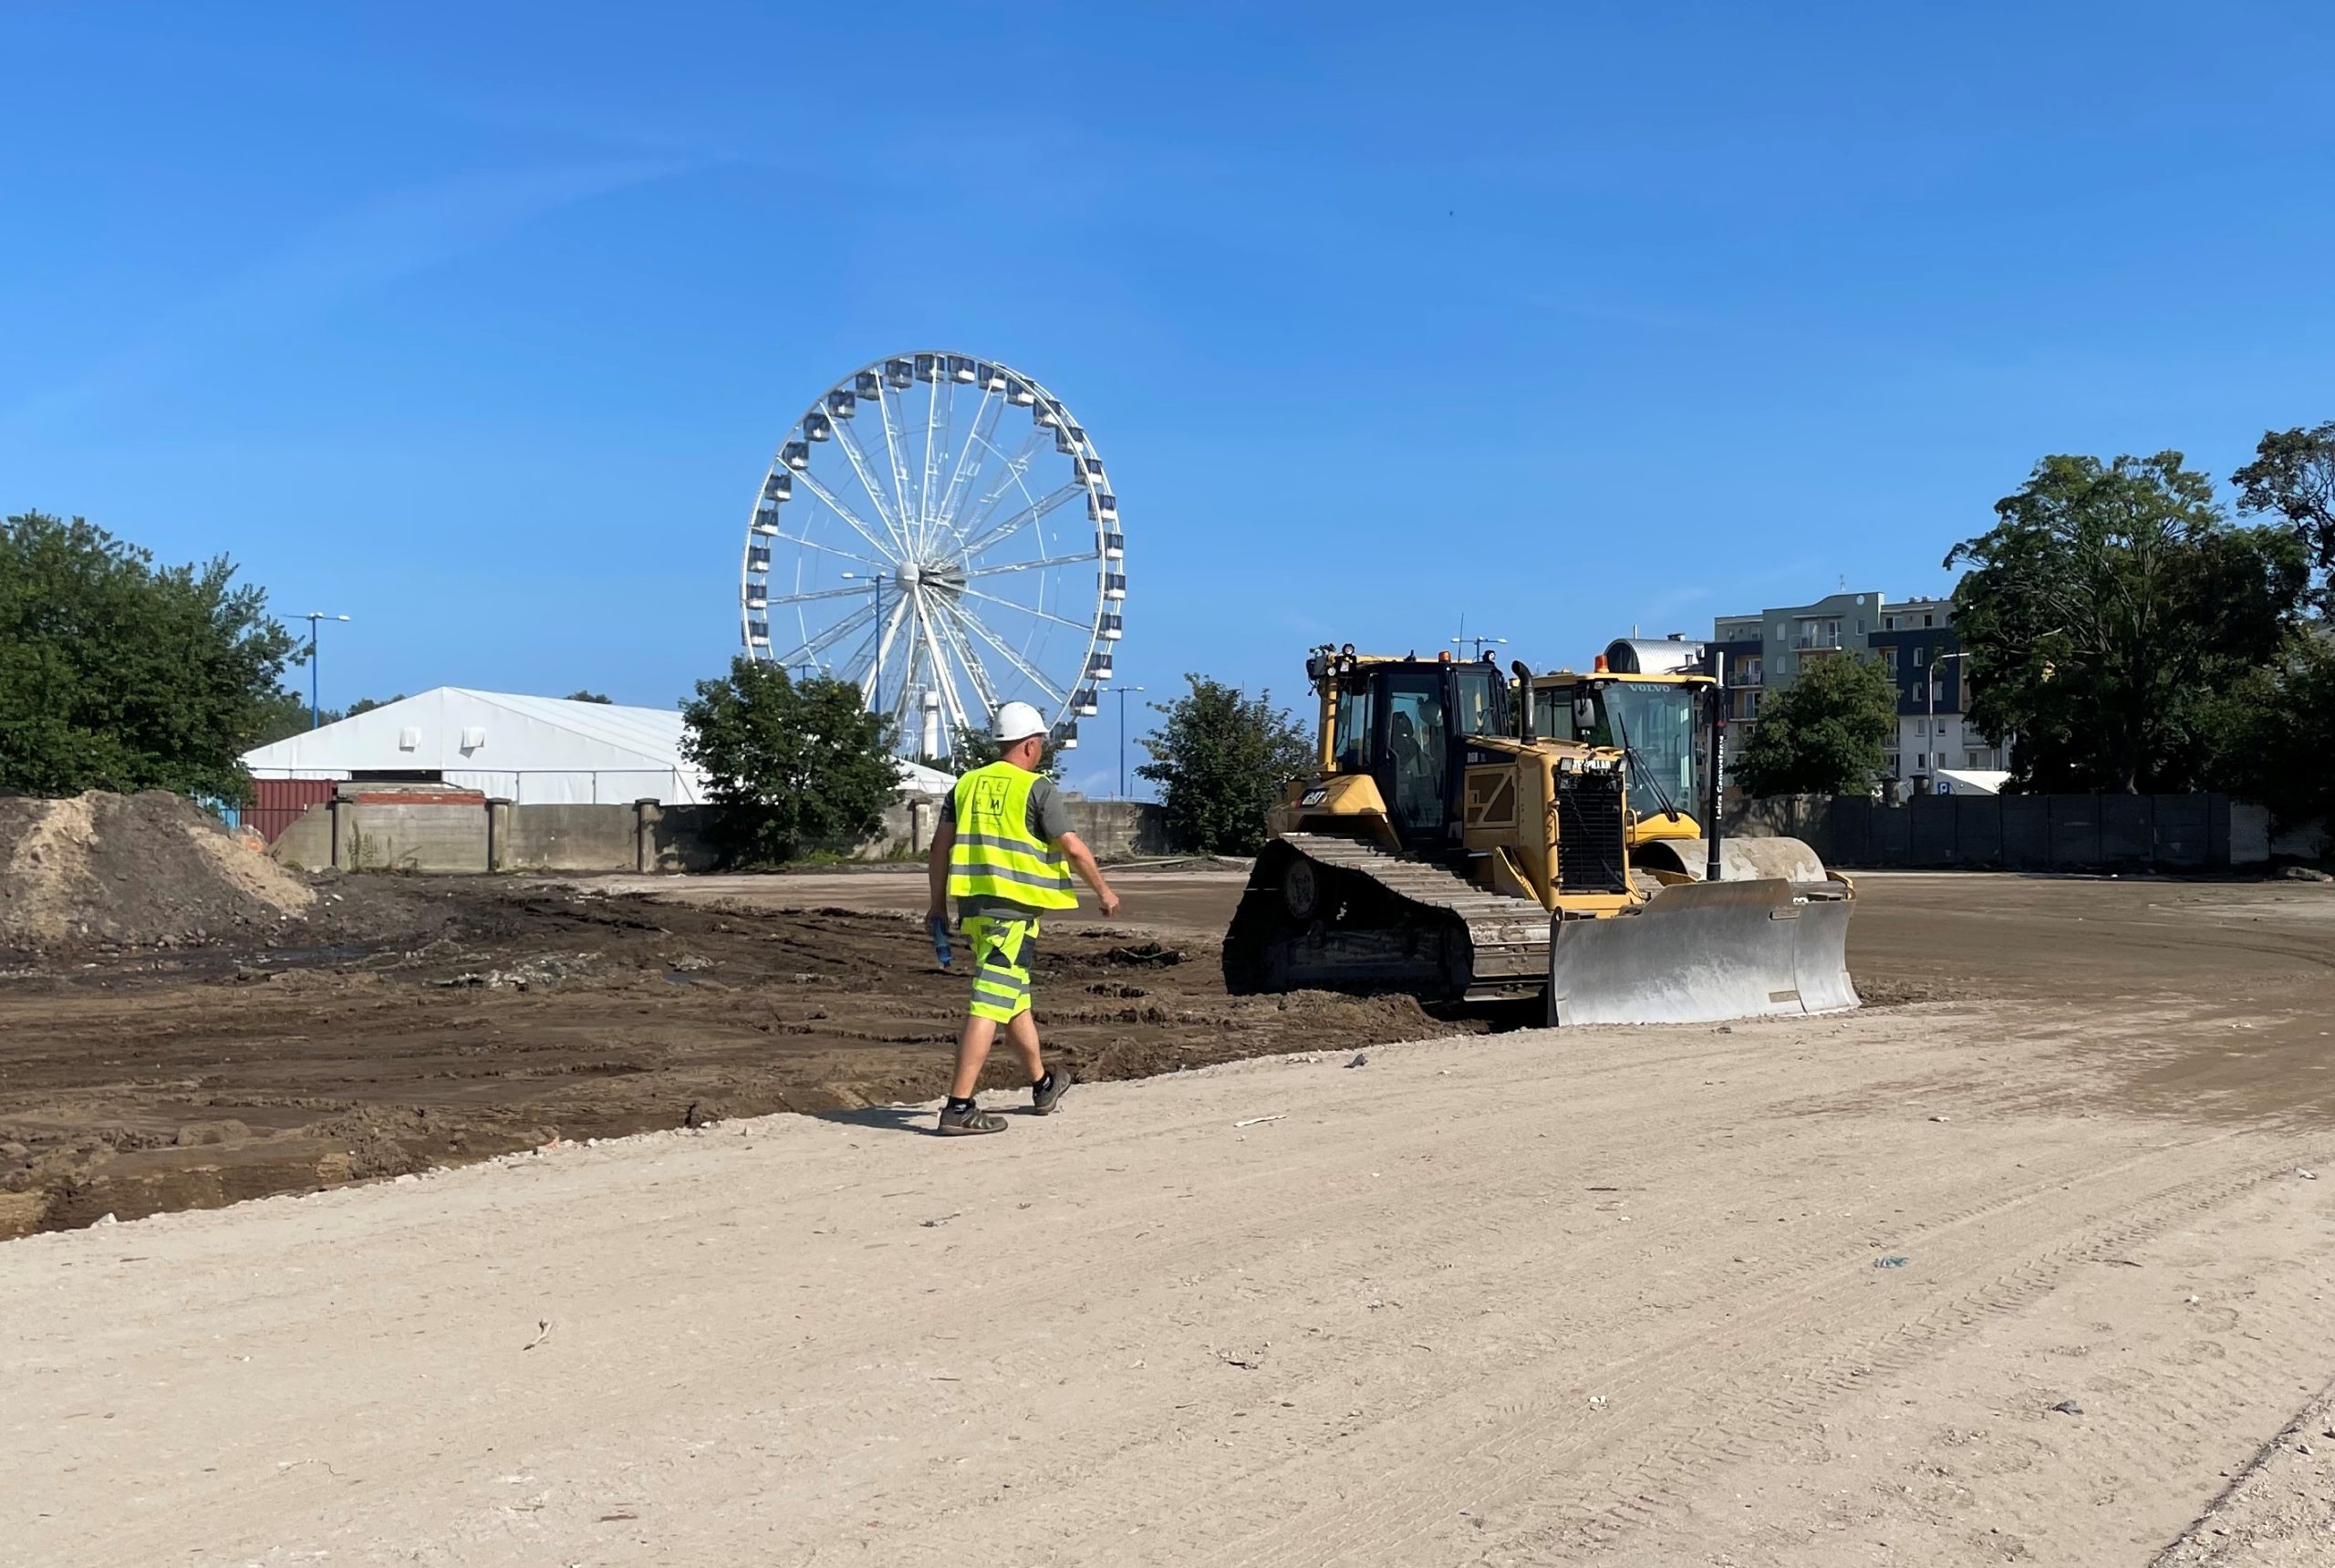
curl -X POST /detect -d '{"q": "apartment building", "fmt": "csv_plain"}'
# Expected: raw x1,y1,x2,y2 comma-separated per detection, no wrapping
1868,597,2004,780
1708,591,2006,787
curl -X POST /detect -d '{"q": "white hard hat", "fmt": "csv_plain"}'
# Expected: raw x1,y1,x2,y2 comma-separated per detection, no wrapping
991,701,1048,745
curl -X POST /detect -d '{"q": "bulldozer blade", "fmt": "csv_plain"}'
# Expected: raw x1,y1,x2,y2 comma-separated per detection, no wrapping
1632,835,1827,885
1548,878,1858,1027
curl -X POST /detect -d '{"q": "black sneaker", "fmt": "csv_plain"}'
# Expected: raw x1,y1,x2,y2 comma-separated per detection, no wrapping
1032,1069,1074,1116
937,1102,1008,1136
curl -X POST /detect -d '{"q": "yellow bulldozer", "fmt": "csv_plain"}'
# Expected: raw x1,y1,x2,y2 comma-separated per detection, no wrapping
1221,643,1857,1025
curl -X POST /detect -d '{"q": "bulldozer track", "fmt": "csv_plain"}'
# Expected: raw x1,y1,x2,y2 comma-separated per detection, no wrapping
1230,832,1551,1002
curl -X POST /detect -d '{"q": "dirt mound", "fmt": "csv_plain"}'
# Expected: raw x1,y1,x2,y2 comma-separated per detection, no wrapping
0,791,316,954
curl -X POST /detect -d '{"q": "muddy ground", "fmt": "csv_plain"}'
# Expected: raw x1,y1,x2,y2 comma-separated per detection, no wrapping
3,866,2331,1238
0,870,1458,1237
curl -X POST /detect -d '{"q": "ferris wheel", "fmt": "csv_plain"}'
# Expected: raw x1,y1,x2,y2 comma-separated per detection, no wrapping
740,351,1125,762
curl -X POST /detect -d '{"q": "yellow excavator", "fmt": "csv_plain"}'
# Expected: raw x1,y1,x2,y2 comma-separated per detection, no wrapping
1221,644,1857,1025
1527,637,1831,886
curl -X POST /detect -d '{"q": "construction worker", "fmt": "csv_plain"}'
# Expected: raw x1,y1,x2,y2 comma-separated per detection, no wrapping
926,701,1121,1136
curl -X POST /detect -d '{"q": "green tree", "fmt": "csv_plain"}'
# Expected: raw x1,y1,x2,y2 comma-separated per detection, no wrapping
2232,421,2335,614
252,689,333,746
1733,652,1898,797
680,657,898,866
2189,634,2335,829
1946,452,2306,794
0,512,301,798
565,691,614,704
1136,675,1313,855
944,721,1064,781
344,694,406,717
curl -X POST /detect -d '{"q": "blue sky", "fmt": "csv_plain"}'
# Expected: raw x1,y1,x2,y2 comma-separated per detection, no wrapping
5,3,2332,794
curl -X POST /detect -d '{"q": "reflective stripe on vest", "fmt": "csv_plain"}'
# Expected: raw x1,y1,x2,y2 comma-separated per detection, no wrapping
947,762,1076,909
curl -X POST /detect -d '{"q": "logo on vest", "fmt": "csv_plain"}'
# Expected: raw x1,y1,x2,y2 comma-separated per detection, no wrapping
971,775,1012,825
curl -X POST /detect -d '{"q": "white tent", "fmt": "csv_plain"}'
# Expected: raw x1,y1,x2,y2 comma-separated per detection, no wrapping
242,688,955,805
1932,768,2010,796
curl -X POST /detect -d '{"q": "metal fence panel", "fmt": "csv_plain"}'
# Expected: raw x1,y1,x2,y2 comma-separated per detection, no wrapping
1999,795,2052,869
2153,794,2209,867
1955,794,2002,867
2099,795,2154,867
1909,797,1959,866
2049,795,2102,867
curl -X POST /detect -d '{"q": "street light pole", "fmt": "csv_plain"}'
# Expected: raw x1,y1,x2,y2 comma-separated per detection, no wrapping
1114,685,1147,799
841,572,887,718
302,612,351,729
1925,650,1968,778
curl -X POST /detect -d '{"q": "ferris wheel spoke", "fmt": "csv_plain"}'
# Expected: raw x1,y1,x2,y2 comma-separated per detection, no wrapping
768,600,877,671
958,426,1048,538
913,587,977,739
943,597,1069,706
924,379,964,557
829,419,907,543
933,389,1002,535
876,383,918,541
864,590,915,705
957,586,1095,633
918,376,945,542
936,603,1002,711
793,469,907,562
770,532,887,569
963,552,1101,579
957,482,1085,562
915,607,970,742
767,582,882,607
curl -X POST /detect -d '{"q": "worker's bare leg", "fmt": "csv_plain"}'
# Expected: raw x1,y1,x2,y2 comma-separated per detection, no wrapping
1003,1008,1044,1085
949,1015,1000,1101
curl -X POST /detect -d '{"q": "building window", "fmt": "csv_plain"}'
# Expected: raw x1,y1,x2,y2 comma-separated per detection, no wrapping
1967,751,1980,769
1915,753,1927,770
1885,753,1901,776
1914,647,1925,667
1924,613,1935,628
1882,647,1897,675
1884,615,1895,630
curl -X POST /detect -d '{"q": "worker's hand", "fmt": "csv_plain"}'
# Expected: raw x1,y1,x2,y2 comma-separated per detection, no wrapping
1098,889,1122,920
926,901,946,924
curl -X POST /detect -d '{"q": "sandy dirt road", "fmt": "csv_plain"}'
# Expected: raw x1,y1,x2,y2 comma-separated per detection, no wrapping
7,869,2335,1565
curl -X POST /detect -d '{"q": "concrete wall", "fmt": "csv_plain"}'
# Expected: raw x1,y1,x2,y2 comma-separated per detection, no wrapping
271,806,335,871
342,801,489,873
498,803,641,871
1728,792,2268,873
269,792,1170,874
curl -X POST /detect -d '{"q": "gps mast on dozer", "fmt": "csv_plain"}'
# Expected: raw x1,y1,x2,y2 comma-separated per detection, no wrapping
1221,644,1857,1025
1528,636,1832,886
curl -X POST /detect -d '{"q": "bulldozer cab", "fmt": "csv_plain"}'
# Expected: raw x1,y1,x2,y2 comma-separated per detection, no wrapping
1531,673,1709,826
1318,651,1510,846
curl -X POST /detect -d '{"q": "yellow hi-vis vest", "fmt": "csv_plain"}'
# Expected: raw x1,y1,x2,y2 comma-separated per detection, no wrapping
947,762,1077,909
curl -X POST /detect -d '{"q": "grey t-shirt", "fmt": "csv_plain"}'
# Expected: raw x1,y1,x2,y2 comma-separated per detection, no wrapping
953,772,1074,920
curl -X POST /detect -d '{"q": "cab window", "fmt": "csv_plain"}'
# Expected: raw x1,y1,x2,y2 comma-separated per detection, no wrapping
1451,666,1502,737
1378,671,1448,836
1533,687,1572,742
1333,683,1375,773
